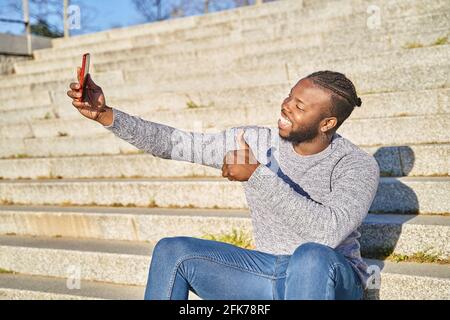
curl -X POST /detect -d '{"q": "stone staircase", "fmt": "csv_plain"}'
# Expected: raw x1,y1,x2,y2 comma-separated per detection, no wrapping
0,0,449,300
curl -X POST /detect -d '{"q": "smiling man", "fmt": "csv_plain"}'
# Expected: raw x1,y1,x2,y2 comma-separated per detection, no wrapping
67,70,380,300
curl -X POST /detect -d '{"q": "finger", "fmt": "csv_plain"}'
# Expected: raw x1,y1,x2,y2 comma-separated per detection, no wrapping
67,90,81,99
70,82,80,90
237,129,249,150
72,100,90,109
227,167,236,181
77,67,81,83
222,164,229,178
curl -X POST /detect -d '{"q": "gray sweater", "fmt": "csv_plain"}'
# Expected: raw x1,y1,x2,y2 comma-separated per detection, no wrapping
103,108,380,287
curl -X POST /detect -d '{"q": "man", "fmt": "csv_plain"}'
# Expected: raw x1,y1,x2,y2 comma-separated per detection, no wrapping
67,70,379,300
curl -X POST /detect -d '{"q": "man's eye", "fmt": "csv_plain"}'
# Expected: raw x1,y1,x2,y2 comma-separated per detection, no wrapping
296,105,304,111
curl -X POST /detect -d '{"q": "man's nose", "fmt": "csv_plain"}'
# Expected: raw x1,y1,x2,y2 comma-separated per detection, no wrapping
281,97,292,112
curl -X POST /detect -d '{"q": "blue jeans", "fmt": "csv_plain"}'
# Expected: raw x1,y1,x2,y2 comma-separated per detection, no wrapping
144,236,364,300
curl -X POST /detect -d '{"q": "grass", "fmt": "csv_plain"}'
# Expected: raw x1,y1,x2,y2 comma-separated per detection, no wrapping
432,36,448,46
403,35,448,49
167,204,196,209
12,154,30,159
42,110,60,119
403,42,423,49
186,100,214,109
119,150,145,155
0,199,14,205
186,100,204,109
364,248,449,264
202,228,254,249
387,252,449,264
0,200,240,210
148,200,158,208
37,173,63,179
0,268,14,274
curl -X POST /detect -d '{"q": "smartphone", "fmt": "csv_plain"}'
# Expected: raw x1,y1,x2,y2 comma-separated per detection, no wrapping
79,53,90,101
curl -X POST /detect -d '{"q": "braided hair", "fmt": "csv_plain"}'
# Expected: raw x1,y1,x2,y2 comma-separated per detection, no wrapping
306,71,361,130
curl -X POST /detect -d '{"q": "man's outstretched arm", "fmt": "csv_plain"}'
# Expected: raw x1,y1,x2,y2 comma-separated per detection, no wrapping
67,72,272,170
102,107,273,170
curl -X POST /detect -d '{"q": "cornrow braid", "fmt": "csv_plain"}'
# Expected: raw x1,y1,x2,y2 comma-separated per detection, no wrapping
306,70,362,130
307,70,362,107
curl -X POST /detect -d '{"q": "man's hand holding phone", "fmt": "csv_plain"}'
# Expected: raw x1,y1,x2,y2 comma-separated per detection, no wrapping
67,54,113,126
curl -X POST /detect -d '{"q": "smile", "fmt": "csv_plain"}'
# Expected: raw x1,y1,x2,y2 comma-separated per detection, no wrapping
278,113,292,129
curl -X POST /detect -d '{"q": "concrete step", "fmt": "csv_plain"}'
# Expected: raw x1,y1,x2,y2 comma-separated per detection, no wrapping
0,70,124,106
28,1,448,64
0,143,447,180
121,53,449,96
362,259,450,300
16,11,449,75
0,273,144,300
30,8,352,62
50,19,448,71
1,44,448,107
48,0,448,50
2,81,448,127
48,0,302,49
0,235,448,299
92,30,450,76
0,235,154,286
0,68,123,98
5,27,448,89
8,17,447,86
2,42,448,110
0,176,448,214
1,85,449,138
0,205,447,258
0,114,448,159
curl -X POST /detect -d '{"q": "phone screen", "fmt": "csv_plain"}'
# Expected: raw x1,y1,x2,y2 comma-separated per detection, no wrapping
80,53,90,101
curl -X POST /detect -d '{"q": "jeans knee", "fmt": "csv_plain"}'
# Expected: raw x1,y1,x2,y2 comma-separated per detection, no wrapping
153,236,195,260
289,242,334,271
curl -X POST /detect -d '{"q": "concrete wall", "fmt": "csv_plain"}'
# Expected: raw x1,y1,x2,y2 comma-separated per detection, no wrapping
0,33,52,55
0,33,53,75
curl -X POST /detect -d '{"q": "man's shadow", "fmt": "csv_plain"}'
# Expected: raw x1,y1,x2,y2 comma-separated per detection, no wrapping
361,146,418,300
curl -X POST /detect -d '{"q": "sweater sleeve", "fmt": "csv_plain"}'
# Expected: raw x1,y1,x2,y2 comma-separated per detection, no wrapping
103,107,273,169
244,153,380,248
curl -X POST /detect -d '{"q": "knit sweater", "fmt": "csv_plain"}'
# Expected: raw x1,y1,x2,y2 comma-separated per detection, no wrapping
103,108,380,287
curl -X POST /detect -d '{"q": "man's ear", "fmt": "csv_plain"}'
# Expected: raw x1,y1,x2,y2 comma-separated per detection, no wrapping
320,117,338,133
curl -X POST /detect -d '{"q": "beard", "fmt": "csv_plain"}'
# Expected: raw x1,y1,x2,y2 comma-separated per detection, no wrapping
280,122,320,144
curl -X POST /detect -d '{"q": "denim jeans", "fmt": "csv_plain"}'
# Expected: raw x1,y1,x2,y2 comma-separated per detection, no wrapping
144,236,364,300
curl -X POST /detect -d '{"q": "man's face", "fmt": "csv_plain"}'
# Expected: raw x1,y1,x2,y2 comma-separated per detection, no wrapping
278,78,332,144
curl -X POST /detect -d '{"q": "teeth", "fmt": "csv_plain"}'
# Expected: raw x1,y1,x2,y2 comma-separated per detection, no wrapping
279,114,292,126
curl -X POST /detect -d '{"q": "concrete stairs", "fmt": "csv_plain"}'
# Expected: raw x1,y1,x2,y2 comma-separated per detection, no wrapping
0,0,448,299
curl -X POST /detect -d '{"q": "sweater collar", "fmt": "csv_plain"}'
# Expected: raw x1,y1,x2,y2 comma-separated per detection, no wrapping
285,133,341,162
